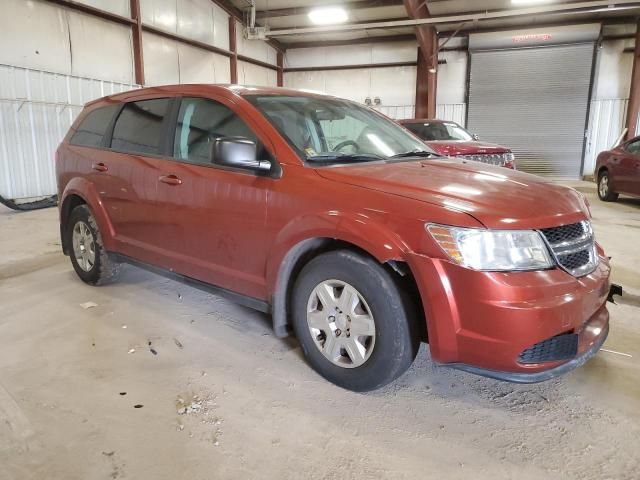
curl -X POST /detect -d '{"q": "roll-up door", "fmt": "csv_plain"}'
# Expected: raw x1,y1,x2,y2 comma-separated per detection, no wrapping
467,43,595,178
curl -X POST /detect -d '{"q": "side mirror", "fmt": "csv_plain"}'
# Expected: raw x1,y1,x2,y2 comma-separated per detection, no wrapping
212,137,272,173
472,134,480,141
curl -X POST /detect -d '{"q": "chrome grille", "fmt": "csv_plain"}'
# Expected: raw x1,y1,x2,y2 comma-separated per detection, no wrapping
539,220,598,277
456,152,513,167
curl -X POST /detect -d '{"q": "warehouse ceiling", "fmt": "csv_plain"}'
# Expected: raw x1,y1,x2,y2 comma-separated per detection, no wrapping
226,0,640,47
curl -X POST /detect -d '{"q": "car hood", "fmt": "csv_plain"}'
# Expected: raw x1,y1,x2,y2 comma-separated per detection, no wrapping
315,158,589,229
427,140,510,156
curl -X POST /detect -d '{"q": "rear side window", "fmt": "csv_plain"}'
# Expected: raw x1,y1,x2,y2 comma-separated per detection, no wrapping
173,97,262,164
111,98,170,155
70,105,119,147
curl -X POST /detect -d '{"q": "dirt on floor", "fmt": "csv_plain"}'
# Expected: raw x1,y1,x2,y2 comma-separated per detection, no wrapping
0,182,639,480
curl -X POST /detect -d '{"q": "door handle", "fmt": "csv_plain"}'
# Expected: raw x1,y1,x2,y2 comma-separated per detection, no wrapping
92,162,108,172
159,175,182,186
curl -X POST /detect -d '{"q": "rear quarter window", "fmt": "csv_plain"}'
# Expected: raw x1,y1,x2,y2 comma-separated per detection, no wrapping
70,105,119,147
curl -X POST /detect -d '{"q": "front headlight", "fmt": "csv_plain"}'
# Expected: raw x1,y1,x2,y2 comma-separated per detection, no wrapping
426,224,554,271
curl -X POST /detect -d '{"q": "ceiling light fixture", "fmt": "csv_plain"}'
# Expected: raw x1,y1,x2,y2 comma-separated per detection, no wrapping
308,7,349,25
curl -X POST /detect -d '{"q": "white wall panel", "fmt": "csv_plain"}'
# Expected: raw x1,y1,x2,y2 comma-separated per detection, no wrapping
282,71,326,94
141,0,178,33
0,65,138,200
142,32,180,85
75,0,130,17
370,66,416,106
0,0,71,74
236,21,277,65
373,105,415,120
436,103,467,126
285,42,416,69
437,51,467,105
178,44,230,83
141,0,229,49
212,3,230,51
285,66,415,106
177,0,215,45
238,61,276,86
68,11,134,84
594,40,634,99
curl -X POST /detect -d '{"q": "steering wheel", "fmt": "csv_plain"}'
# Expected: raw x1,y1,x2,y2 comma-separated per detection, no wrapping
333,140,360,153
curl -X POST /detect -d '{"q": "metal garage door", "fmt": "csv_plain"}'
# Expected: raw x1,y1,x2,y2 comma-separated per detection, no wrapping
467,43,595,178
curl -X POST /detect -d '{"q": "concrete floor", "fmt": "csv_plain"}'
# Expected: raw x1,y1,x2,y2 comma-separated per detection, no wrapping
1,181,639,480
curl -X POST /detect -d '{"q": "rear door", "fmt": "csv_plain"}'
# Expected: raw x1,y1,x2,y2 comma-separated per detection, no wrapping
153,96,276,299
99,97,174,262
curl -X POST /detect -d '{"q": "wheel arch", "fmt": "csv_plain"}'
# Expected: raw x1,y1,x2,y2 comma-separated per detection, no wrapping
59,178,116,254
270,236,425,340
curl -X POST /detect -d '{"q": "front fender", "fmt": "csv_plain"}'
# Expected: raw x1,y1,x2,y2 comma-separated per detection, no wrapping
60,178,116,252
266,210,410,293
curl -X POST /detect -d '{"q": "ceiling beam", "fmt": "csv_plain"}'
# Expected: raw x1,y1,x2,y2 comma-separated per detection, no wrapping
255,0,403,20
267,0,640,36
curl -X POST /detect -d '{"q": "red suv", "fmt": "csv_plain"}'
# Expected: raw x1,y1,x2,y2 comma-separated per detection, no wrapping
595,136,640,201
57,85,612,391
399,119,516,169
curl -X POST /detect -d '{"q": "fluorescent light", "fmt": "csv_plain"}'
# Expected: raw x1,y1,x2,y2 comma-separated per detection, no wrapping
308,7,348,25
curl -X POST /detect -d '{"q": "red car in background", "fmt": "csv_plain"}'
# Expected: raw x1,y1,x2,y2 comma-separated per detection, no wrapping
595,135,640,201
399,119,516,169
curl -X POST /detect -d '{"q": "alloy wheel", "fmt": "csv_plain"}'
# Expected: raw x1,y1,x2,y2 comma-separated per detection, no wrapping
72,221,96,272
306,279,376,368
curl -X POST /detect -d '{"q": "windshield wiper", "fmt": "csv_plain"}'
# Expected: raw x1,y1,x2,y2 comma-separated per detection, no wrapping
389,150,440,159
306,153,384,163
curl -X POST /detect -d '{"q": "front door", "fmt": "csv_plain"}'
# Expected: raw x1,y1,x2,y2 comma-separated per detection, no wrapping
153,96,276,300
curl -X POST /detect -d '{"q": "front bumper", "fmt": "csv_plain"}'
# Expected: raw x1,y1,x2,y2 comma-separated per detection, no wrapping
406,252,611,380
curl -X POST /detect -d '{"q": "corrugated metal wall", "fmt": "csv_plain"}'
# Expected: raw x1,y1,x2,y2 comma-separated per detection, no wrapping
584,98,629,176
0,64,138,200
374,103,466,125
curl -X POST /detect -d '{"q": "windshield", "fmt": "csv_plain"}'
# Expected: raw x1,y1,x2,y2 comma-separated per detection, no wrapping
245,95,433,163
404,121,473,142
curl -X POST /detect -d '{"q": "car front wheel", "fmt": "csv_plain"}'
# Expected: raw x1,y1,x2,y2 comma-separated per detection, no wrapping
598,170,619,202
292,250,419,391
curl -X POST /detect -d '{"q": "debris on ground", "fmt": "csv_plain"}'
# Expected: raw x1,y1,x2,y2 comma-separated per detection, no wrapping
148,340,158,355
173,338,183,349
133,404,143,409
80,301,98,309
128,348,136,354
119,392,127,396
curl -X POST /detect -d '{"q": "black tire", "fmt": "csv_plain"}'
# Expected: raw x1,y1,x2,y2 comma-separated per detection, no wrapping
292,250,420,392
66,204,121,285
598,170,619,202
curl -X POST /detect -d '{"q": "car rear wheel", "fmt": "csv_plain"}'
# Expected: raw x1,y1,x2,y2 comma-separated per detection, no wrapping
67,205,121,285
598,170,619,202
292,250,419,391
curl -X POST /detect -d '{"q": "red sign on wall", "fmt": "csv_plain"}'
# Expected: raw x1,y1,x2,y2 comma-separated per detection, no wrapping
512,33,552,43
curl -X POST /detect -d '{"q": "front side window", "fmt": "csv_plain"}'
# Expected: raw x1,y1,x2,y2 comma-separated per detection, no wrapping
405,122,473,142
245,95,432,164
111,98,170,155
70,105,119,147
173,97,264,165
625,139,640,155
